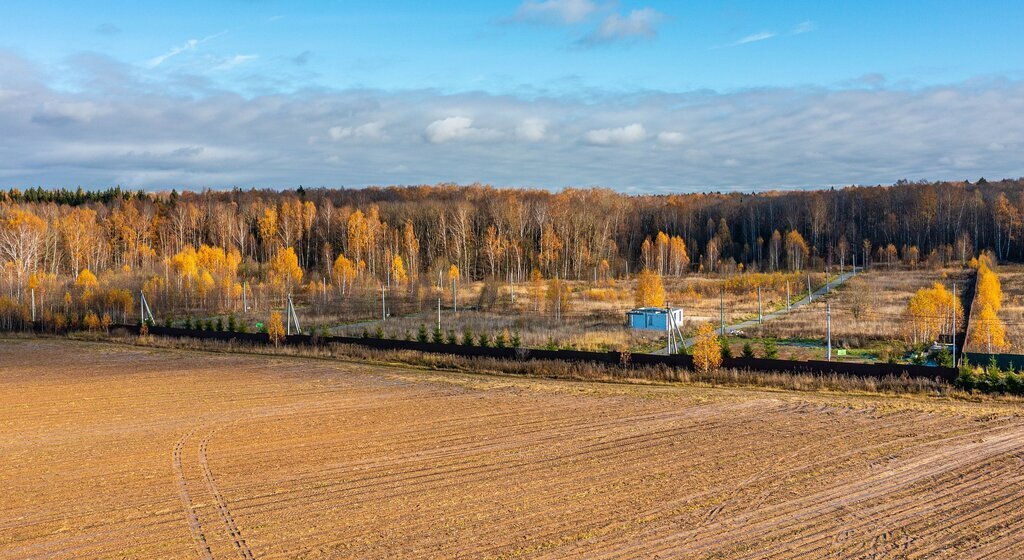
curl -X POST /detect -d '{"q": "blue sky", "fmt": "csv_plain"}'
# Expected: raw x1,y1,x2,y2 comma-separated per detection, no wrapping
1,1,1023,191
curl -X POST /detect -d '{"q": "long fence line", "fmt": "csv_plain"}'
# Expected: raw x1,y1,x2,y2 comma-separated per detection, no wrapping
111,323,959,383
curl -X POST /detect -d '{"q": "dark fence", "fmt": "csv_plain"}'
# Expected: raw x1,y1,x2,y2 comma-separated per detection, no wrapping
963,352,1024,371
112,324,957,382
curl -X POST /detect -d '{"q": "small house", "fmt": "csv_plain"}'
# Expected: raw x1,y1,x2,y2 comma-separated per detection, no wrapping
626,307,684,331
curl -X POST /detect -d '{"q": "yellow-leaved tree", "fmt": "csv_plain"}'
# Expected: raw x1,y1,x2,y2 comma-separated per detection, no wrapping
971,303,1008,353
268,246,304,299
332,254,357,296
266,311,285,346
391,254,408,286
545,278,572,320
969,258,1008,352
634,268,665,308
903,282,963,344
692,323,722,374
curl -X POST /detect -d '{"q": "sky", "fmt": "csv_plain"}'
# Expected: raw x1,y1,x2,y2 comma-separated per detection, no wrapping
1,0,1023,192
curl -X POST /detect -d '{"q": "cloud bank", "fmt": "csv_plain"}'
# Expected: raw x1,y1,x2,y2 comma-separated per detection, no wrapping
1,51,1022,191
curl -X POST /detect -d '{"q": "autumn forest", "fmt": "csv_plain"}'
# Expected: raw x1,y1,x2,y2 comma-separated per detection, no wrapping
0,178,1022,330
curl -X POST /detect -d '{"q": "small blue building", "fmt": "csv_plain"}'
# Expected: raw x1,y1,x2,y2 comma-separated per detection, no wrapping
626,307,684,331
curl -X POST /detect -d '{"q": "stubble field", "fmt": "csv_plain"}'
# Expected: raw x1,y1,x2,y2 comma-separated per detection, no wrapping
2,339,1024,558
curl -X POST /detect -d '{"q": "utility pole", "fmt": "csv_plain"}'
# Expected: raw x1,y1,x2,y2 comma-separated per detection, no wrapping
437,297,441,331
952,282,958,367
807,274,813,302
286,293,302,335
720,288,725,336
666,304,673,355
452,279,458,313
30,288,35,322
786,281,791,310
243,281,249,314
381,285,386,321
826,301,832,362
757,286,763,324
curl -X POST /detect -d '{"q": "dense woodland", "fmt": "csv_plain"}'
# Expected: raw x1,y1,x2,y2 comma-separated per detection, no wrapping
1,178,1022,326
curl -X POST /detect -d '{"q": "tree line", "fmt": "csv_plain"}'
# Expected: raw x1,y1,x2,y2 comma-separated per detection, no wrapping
0,178,1020,323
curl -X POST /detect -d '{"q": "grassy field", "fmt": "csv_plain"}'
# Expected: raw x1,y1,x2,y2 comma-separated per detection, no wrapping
747,268,966,360
319,272,829,353
3,339,1024,558
995,264,1024,353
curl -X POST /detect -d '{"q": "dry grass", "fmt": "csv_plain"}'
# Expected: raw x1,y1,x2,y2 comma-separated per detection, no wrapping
320,273,830,352
995,264,1024,352
4,339,1024,558
750,269,965,346
87,331,974,399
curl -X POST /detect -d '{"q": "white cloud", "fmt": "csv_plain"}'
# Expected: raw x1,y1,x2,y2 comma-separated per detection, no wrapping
512,0,598,24
146,31,227,67
583,123,647,145
4,51,1024,191
793,20,816,34
580,8,664,45
424,116,503,144
657,131,687,145
329,121,386,141
733,31,776,46
516,118,549,141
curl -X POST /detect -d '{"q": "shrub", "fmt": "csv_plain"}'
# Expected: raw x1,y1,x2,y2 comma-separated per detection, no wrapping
361,328,370,339
374,326,385,339
955,364,976,392
742,342,755,359
164,317,173,328
461,328,475,346
446,330,458,345
762,339,779,359
511,331,522,348
478,333,491,347
185,317,194,330
227,315,237,332
495,329,508,348
238,322,249,333
215,317,224,332
720,340,733,359
1006,371,1024,395
432,325,444,344
417,324,429,343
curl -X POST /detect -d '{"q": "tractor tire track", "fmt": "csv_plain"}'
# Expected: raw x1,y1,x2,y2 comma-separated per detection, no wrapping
199,430,256,560
172,430,214,560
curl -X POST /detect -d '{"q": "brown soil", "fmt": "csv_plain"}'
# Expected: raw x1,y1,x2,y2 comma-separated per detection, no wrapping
2,338,1023,559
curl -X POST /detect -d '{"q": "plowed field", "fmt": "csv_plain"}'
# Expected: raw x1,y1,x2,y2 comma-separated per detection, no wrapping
2,339,1023,559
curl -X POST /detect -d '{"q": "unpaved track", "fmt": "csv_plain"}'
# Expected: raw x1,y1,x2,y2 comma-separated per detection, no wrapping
2,339,1024,559
198,429,255,559
173,430,213,560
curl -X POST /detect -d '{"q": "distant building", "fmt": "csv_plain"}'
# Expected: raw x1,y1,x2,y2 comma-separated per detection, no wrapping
626,307,684,331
